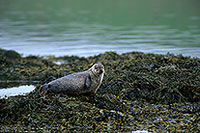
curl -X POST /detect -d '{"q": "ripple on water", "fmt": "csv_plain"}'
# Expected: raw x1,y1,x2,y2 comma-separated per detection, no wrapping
0,85,35,98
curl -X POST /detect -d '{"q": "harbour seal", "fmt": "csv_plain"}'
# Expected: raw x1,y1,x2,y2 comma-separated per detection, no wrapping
40,63,104,95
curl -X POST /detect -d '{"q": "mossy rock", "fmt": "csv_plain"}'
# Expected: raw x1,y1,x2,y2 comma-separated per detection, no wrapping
0,49,21,59
0,49,22,65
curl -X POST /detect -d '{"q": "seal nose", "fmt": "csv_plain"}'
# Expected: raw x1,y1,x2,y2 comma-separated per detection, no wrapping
99,69,103,74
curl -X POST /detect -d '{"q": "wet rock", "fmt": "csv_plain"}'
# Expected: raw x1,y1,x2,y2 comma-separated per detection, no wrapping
0,49,21,62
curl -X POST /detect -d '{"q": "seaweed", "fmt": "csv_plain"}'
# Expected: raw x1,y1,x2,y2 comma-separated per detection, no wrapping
0,49,199,132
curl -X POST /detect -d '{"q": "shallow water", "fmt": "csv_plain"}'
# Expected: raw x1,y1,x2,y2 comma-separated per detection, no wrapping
0,0,200,57
0,85,35,98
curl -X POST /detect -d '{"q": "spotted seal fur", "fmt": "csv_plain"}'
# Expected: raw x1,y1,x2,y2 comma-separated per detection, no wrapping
40,63,104,95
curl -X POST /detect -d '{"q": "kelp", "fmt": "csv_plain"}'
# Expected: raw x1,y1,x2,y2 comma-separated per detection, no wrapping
0,49,199,132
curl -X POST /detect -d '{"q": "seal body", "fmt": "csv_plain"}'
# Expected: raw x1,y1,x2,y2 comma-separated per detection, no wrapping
41,64,104,95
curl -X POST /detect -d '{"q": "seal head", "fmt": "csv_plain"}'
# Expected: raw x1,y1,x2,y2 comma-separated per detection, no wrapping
90,63,104,76
88,63,105,94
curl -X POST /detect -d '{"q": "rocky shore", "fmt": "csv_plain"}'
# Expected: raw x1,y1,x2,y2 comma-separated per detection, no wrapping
0,49,199,132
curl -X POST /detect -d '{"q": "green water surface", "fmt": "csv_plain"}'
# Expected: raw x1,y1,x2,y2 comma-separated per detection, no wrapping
0,0,200,57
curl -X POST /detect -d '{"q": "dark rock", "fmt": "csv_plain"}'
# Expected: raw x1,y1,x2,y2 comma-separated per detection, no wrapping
0,48,22,64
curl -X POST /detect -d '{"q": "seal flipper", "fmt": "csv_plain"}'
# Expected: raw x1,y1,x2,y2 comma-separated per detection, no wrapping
42,83,49,91
85,75,92,90
39,83,49,95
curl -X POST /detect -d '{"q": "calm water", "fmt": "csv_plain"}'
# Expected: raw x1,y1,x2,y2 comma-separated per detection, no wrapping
0,0,200,57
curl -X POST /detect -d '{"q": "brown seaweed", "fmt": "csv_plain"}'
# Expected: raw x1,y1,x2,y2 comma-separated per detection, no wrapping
0,49,199,132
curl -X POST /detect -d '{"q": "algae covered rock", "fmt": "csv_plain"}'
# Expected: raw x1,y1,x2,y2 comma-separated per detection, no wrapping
0,49,200,132
0,49,199,103
0,48,21,64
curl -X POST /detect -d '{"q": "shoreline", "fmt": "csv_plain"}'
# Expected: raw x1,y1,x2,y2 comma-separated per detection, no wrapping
1,47,200,59
0,49,199,132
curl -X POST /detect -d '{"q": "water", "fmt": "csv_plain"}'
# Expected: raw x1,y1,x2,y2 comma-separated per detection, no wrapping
0,85,35,98
0,0,200,57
